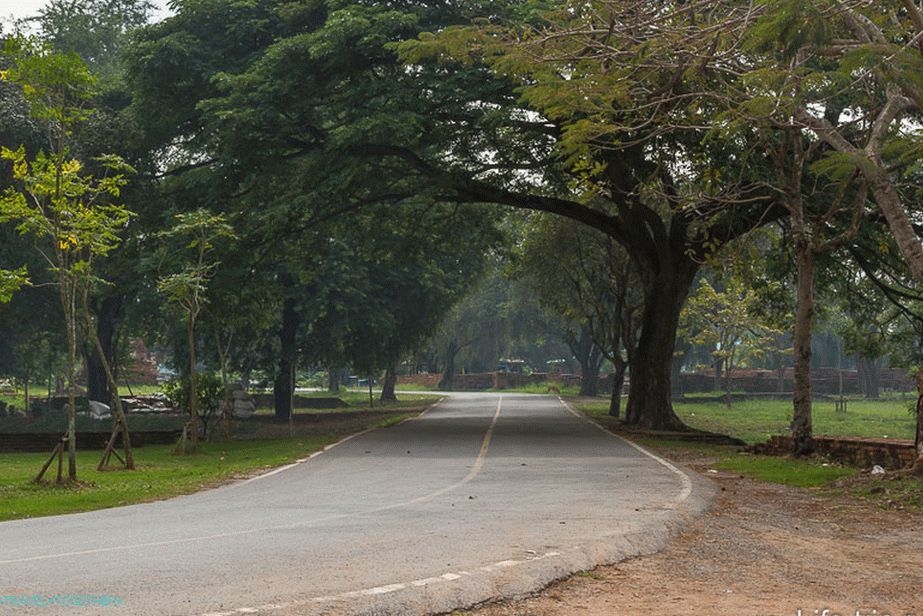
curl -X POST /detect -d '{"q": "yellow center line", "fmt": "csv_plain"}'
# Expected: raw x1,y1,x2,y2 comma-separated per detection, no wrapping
403,394,502,505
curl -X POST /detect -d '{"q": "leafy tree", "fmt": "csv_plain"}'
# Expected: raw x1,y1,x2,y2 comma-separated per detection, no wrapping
683,276,780,407
388,3,786,429
0,38,133,481
157,209,235,452
515,214,642,415
33,0,154,82
163,372,224,440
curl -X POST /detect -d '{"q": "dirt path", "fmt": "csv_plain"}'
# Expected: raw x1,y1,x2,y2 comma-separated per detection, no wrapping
465,446,923,616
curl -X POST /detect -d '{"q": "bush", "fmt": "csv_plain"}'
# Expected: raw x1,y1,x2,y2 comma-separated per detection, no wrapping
162,374,226,438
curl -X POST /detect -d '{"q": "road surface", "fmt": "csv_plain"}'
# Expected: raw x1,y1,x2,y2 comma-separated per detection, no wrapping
0,393,712,615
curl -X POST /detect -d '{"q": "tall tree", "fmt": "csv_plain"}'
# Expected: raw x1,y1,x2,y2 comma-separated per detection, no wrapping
0,38,133,480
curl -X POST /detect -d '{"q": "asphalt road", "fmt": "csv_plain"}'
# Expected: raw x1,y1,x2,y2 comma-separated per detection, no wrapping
0,393,712,616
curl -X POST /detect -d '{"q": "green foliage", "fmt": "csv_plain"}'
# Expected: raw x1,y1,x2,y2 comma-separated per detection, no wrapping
156,210,235,318
0,267,27,303
35,0,154,81
163,373,224,424
683,275,782,378
0,146,132,265
1,37,96,129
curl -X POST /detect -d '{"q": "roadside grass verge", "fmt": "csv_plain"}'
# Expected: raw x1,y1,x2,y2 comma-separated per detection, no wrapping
624,436,858,488
575,398,916,444
394,383,439,392
0,413,415,521
575,403,921,506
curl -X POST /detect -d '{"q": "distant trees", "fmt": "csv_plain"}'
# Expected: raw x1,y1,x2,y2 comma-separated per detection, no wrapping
516,215,641,415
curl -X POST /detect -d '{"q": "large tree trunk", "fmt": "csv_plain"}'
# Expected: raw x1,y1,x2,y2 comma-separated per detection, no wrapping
867,357,881,399
380,365,397,402
624,266,695,430
273,297,298,421
791,246,816,455
438,341,459,390
609,360,627,418
671,338,688,398
578,344,602,397
327,367,340,393
83,289,134,470
85,295,121,404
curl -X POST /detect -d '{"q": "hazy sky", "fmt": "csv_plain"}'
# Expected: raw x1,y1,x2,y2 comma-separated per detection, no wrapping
2,0,173,23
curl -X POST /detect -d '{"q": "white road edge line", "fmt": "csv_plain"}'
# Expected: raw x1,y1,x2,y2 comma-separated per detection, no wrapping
198,550,562,616
556,396,693,508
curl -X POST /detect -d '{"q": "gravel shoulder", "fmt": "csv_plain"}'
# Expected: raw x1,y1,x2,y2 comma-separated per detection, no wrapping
462,443,923,616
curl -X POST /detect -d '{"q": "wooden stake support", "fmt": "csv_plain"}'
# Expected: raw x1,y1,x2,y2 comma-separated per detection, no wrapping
98,417,131,470
34,434,68,484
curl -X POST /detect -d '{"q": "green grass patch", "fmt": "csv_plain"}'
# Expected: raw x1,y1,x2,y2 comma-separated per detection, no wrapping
579,403,864,489
116,384,165,396
714,453,858,487
394,383,439,391
575,398,916,444
624,435,859,488
0,415,413,521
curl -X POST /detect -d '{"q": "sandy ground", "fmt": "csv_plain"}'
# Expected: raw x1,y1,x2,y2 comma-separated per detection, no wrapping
464,446,923,616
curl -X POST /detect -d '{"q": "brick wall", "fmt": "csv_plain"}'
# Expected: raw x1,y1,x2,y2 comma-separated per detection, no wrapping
751,435,917,469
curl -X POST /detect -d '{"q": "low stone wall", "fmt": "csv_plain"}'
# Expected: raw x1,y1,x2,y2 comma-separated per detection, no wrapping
678,368,915,395
0,430,182,453
751,435,917,470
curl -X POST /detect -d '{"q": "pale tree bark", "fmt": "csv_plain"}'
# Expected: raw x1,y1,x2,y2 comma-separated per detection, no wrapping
794,95,923,282
796,91,923,469
772,126,866,455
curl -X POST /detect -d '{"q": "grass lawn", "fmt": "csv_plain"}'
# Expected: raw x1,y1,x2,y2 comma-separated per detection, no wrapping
0,414,414,521
576,398,917,444
574,401,923,507
394,383,439,391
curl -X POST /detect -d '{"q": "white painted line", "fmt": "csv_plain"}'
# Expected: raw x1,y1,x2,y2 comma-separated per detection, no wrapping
557,396,693,508
195,550,563,616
